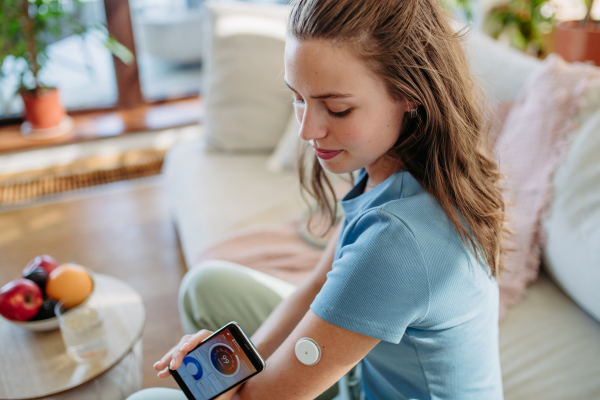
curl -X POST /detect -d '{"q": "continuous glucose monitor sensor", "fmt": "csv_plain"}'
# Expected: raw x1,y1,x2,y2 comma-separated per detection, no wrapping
295,337,321,366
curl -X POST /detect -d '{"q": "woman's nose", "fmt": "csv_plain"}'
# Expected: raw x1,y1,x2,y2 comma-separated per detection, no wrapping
297,108,327,142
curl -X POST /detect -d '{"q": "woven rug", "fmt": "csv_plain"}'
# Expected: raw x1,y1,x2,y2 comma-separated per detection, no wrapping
0,149,166,206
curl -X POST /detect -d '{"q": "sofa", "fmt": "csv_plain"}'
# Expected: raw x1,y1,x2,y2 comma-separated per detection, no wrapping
163,3,600,399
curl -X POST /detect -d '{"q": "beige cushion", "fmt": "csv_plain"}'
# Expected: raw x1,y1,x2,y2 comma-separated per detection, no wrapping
202,1,293,152
499,273,600,399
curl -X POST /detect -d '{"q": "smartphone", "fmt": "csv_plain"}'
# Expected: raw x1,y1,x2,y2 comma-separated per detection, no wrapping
169,321,266,400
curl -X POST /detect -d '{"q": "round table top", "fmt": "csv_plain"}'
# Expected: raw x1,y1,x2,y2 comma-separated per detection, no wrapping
0,274,145,400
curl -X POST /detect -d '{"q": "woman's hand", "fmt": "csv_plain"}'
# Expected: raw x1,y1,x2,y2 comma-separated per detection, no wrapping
153,329,213,378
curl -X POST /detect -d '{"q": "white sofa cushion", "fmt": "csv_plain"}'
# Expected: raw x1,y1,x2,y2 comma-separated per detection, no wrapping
163,138,306,268
463,28,540,103
202,2,293,152
543,82,600,322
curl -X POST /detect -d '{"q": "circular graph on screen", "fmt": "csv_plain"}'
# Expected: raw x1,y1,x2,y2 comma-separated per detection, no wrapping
209,343,240,377
182,356,203,380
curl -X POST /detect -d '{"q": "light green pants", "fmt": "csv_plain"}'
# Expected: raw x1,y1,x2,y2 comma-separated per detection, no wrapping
127,260,352,400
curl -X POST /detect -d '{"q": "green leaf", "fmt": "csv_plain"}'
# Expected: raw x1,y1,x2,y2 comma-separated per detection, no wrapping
104,35,134,65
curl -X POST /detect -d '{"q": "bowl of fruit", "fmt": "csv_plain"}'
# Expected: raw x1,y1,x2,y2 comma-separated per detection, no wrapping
0,255,95,332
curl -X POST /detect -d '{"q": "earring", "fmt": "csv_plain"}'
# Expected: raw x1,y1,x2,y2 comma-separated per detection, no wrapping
410,107,418,118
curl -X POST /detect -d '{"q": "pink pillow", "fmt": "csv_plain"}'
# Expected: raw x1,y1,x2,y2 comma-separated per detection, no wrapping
495,54,600,319
485,102,514,150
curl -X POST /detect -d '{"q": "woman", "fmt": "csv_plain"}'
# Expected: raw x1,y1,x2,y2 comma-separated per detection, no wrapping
132,0,506,398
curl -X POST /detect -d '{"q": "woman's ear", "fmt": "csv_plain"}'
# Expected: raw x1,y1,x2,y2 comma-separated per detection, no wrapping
405,100,418,113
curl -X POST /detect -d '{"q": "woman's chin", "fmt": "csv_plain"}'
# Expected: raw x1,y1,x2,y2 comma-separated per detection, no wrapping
317,159,355,175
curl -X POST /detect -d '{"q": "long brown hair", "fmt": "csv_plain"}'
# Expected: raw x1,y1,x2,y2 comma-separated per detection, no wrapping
290,0,506,277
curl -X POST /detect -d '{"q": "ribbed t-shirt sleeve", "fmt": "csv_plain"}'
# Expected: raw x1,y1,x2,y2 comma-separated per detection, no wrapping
310,209,430,343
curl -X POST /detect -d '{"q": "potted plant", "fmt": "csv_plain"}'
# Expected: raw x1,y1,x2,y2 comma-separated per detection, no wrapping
484,0,556,57
0,0,133,139
556,0,599,65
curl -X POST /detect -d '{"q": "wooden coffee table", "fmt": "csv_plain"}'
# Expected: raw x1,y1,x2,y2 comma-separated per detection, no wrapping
0,274,145,400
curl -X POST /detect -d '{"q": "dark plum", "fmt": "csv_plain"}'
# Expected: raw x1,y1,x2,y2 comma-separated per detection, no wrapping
31,298,57,321
24,268,48,298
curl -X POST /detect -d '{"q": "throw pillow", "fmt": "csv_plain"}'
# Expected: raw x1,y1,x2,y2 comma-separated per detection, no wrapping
495,54,600,319
543,80,600,322
202,2,293,152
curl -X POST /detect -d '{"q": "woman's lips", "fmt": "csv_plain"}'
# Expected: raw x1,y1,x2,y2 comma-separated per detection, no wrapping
313,147,343,160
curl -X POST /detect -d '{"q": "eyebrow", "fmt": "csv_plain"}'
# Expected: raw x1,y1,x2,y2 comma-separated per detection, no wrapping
284,80,353,100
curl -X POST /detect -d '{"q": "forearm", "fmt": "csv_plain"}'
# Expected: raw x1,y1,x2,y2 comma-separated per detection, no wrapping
250,276,322,359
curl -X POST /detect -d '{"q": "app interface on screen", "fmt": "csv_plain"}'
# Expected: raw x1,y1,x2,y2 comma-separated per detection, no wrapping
176,328,257,399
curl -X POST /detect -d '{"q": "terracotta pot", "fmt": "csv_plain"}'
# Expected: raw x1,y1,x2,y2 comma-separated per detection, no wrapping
20,87,67,130
556,20,600,66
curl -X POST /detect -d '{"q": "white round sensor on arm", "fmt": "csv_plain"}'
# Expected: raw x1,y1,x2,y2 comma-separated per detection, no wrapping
295,337,321,366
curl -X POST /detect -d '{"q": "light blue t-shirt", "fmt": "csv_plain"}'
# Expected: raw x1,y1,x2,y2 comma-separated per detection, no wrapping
310,169,503,400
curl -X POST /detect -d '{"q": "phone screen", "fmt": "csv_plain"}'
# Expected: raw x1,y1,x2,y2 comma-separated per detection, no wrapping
174,327,259,399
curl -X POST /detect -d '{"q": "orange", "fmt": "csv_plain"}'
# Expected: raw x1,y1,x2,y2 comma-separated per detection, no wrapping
46,264,93,308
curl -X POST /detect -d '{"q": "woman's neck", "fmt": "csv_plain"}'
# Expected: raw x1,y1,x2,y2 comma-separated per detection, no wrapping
365,155,402,191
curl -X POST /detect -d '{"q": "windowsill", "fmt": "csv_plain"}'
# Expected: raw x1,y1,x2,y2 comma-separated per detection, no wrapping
0,97,203,154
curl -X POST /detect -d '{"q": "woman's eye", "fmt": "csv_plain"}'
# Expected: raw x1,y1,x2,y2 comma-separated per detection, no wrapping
328,108,352,118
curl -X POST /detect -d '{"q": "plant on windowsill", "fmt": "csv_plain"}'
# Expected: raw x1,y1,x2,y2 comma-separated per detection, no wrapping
555,0,599,66
484,0,556,57
485,0,598,63
0,0,133,139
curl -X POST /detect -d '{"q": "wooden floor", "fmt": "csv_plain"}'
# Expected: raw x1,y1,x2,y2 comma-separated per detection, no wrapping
0,177,186,391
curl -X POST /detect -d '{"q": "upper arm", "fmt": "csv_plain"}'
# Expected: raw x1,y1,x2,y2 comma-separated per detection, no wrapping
238,309,379,400
312,210,430,343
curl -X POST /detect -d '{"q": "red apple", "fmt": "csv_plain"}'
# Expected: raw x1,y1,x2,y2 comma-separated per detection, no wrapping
0,279,43,321
23,255,59,277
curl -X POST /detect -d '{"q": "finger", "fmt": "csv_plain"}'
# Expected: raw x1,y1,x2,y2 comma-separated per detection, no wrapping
153,350,172,371
170,330,213,370
157,366,172,378
155,335,192,371
168,335,195,370
153,347,175,371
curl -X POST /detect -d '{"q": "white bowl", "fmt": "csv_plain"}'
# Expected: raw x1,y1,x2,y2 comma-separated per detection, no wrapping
1,268,96,332
7,315,60,332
